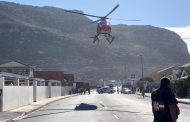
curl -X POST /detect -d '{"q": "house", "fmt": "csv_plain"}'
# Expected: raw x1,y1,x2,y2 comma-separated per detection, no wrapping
33,71,65,81
178,63,190,78
0,61,34,77
150,66,179,82
33,71,76,87
64,74,74,82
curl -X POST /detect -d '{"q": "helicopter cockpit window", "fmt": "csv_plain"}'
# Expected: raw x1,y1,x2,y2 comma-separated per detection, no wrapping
98,20,107,27
107,22,111,25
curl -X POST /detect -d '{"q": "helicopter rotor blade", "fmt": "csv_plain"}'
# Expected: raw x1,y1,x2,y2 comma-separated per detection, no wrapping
108,18,141,21
64,10,102,18
90,19,102,23
104,4,119,18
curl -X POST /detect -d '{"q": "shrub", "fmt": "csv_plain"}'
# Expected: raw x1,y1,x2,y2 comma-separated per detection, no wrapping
175,78,190,98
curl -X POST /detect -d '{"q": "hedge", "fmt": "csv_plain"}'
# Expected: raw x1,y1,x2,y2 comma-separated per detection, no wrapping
175,78,190,98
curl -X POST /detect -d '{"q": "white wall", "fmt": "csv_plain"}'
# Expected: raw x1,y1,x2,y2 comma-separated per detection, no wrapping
35,86,49,101
51,86,61,97
0,77,71,111
2,86,33,111
61,86,73,96
0,77,4,89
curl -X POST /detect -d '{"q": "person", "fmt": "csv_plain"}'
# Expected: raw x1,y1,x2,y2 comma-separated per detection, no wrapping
88,87,90,94
151,77,178,122
142,89,145,98
117,87,119,94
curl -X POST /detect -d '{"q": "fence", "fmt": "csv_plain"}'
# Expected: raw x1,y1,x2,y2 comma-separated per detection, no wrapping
0,72,73,112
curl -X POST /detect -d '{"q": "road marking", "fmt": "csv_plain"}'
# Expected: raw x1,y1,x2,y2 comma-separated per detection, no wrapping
100,103,105,107
13,112,27,121
112,114,119,120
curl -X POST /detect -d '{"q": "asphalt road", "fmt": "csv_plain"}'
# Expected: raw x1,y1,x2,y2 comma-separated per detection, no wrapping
17,92,190,122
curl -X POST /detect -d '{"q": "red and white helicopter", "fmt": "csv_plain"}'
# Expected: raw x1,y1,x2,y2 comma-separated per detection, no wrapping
64,4,139,44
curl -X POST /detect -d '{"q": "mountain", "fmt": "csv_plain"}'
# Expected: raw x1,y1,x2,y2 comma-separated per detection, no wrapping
0,1,189,83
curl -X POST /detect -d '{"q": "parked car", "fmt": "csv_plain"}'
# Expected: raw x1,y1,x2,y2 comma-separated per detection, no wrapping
96,86,101,93
98,86,115,94
121,88,132,94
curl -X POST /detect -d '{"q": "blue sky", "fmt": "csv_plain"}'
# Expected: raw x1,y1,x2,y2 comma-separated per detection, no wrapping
1,0,190,27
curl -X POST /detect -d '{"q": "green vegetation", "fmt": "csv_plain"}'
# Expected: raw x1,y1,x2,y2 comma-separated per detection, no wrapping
174,77,190,98
136,77,158,93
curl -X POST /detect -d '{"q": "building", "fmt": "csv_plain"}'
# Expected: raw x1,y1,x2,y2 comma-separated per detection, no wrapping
0,61,34,77
64,74,74,82
150,66,178,82
33,71,65,81
178,63,190,79
149,63,190,82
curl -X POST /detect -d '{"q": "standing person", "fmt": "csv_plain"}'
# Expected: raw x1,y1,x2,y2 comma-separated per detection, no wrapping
88,87,90,94
151,77,179,122
117,87,119,94
142,89,145,98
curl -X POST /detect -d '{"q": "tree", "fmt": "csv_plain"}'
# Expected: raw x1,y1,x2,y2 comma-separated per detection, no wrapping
136,77,157,93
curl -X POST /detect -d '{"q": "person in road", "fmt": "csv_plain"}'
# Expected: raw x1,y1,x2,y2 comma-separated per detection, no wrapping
88,87,90,94
117,87,119,94
151,77,178,122
142,89,145,98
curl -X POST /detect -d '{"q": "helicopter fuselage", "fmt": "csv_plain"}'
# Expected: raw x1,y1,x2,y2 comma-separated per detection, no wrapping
97,25,111,35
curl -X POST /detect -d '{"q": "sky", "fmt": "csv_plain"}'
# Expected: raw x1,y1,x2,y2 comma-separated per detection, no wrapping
1,0,190,52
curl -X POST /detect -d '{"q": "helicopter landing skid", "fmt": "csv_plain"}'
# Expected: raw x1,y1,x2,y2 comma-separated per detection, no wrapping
90,33,114,45
90,34,100,44
105,34,115,44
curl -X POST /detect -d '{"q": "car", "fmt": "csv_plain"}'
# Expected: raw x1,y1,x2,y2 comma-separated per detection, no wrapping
96,86,101,93
121,88,132,94
97,86,115,94
97,87,107,94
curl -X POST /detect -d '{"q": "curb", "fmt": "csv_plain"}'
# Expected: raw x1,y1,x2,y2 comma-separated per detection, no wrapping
136,93,190,105
177,100,190,105
2,94,78,122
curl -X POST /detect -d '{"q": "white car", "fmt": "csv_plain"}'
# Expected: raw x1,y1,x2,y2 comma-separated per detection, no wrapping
98,86,115,94
121,88,132,94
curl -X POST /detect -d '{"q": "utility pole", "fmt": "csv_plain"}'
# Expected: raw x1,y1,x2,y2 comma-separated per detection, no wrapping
139,54,144,79
124,64,127,84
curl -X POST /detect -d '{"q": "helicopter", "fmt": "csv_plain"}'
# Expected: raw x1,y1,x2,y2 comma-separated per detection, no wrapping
64,4,139,44
63,4,119,44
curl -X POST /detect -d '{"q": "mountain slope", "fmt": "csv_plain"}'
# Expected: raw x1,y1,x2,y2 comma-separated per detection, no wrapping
0,1,189,82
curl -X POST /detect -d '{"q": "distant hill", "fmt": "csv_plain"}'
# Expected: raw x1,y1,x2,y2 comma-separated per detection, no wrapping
0,1,189,83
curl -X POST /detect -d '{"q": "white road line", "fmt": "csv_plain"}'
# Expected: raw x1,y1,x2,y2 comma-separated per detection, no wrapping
112,114,119,120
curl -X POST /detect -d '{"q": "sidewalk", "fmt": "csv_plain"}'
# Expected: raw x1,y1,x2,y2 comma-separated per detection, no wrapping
136,92,190,105
0,94,78,122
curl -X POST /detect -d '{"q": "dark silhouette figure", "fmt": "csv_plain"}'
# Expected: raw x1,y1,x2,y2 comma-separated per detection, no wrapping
88,88,90,94
151,77,179,122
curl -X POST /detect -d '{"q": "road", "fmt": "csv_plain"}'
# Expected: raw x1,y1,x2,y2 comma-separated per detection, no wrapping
17,92,190,122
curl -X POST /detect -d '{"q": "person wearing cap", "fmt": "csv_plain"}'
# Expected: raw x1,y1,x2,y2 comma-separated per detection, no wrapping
151,77,178,122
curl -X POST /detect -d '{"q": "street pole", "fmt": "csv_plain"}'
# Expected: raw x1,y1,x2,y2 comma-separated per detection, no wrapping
124,64,127,84
139,54,144,79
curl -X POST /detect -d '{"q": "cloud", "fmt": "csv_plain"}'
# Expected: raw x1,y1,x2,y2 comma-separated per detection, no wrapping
165,25,190,53
166,25,190,38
